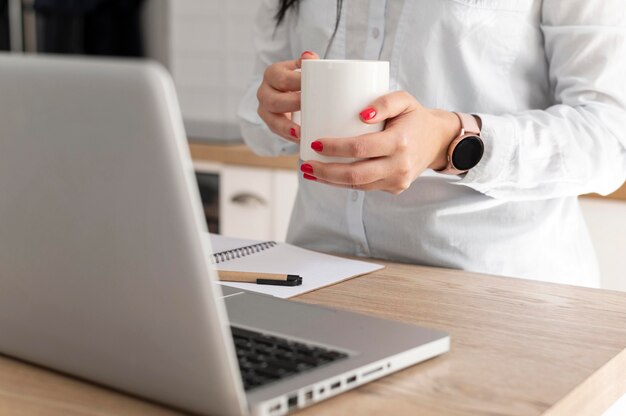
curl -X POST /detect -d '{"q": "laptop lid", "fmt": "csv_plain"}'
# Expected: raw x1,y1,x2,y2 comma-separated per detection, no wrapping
0,54,246,415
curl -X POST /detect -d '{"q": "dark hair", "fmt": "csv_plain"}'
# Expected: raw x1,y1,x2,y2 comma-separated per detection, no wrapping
275,0,300,26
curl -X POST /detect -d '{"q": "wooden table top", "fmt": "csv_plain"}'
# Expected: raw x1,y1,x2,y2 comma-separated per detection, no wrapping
1,262,625,415
296,263,626,416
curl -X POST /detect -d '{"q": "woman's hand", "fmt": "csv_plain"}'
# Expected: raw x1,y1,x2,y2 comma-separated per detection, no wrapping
256,51,319,143
300,91,462,195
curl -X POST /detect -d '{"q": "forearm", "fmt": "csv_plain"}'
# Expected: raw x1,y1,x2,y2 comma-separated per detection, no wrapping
454,0,626,200
457,104,626,200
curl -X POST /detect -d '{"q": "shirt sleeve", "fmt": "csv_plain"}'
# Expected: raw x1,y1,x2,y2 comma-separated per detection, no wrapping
237,0,299,157
457,0,626,201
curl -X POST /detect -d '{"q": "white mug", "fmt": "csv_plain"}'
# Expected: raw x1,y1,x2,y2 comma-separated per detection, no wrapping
299,59,389,163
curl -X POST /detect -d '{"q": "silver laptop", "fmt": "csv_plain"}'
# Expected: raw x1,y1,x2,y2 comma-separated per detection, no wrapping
0,55,449,415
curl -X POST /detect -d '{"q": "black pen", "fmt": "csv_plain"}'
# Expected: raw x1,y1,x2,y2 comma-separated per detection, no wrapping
218,271,303,287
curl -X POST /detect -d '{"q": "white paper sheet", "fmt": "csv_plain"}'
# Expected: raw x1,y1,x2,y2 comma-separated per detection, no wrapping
204,233,384,298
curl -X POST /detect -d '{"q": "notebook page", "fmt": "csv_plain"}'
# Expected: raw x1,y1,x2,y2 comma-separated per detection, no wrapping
205,233,384,298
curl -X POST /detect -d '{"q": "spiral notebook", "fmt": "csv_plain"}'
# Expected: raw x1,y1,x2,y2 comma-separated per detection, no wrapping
204,233,384,298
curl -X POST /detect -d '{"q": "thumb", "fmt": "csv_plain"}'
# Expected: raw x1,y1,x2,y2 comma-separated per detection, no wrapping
358,91,417,124
296,50,320,69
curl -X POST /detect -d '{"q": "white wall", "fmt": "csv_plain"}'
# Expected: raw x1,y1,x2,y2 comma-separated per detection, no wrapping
579,198,626,292
143,0,261,140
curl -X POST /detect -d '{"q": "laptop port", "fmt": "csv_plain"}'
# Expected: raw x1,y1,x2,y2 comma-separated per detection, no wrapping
347,375,357,384
304,390,313,402
330,381,341,390
269,403,281,413
318,387,326,395
362,366,384,378
287,394,298,409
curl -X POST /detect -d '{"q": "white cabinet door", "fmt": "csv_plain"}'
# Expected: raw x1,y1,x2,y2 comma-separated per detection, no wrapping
220,166,273,240
219,166,299,242
579,198,626,292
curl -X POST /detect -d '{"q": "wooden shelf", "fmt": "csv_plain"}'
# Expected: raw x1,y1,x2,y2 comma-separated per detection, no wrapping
189,142,298,171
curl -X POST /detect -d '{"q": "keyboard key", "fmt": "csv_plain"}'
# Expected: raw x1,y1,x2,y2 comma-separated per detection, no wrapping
231,326,349,391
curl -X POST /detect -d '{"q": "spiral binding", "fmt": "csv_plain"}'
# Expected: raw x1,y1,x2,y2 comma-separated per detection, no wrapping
211,241,277,264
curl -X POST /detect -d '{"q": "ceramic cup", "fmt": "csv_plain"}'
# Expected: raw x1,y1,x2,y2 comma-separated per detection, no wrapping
299,59,389,163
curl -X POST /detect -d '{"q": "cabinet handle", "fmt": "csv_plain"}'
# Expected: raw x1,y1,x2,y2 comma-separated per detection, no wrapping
230,193,267,207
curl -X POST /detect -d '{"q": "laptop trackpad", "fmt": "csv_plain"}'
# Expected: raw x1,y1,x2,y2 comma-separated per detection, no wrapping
223,290,359,349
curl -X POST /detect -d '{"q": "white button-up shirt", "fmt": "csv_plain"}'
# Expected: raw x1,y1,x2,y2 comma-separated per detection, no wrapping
238,0,626,287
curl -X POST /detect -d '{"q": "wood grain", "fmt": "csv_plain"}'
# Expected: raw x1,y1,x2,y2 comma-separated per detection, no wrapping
0,355,181,416
294,262,626,416
1,262,625,416
189,142,298,171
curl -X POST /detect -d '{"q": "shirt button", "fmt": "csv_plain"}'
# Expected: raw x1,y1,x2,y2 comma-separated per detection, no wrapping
352,191,359,202
371,27,380,39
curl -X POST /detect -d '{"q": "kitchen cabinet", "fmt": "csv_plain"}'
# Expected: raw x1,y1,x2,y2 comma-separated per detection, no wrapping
219,165,298,241
219,165,274,240
191,142,299,242
579,198,626,292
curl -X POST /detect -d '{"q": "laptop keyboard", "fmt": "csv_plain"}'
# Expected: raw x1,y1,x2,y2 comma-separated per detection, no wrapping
231,326,349,391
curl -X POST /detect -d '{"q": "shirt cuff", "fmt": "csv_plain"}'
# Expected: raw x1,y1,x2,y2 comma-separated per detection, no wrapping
240,116,299,156
454,113,517,196
237,83,299,157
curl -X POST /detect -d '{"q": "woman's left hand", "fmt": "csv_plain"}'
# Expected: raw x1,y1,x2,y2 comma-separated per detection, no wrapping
300,91,461,195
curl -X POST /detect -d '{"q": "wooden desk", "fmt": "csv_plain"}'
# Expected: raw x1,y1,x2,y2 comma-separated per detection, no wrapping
1,263,625,415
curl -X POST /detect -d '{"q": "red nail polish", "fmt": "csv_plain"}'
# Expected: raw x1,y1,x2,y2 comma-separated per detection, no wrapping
301,51,314,57
360,107,377,121
300,163,314,174
290,127,298,138
303,173,317,181
311,141,323,152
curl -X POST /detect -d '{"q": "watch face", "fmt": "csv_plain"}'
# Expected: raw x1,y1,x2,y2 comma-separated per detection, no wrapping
452,136,484,171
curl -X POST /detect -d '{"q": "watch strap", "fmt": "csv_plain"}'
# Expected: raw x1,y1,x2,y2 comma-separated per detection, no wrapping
456,112,480,136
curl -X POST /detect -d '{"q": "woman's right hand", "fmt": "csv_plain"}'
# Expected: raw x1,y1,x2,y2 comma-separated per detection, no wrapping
256,51,319,143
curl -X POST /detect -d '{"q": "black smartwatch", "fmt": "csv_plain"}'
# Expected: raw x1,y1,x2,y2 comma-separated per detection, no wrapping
436,112,484,175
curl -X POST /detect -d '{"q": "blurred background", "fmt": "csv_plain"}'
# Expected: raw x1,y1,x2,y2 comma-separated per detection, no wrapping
1,0,625,293
0,0,255,140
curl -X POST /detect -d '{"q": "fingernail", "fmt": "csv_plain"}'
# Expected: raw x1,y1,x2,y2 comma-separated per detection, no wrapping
311,141,323,152
301,51,314,57
360,107,377,121
300,163,314,174
290,127,298,138
303,173,317,181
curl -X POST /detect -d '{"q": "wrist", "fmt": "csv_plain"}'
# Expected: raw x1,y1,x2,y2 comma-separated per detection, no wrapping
429,109,461,171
